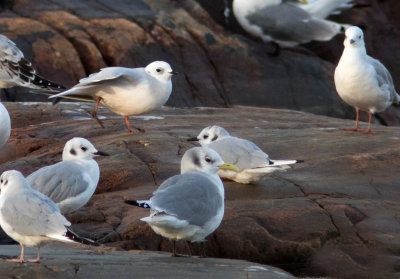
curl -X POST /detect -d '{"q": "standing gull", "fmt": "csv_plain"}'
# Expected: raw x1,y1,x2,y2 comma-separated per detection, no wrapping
232,0,352,47
49,61,177,133
27,137,109,214
0,34,64,90
125,147,237,257
334,26,400,134
188,126,300,184
0,170,73,263
0,101,10,149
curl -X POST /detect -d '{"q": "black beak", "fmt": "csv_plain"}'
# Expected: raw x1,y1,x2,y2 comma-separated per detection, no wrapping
170,71,179,75
187,137,199,142
93,150,110,156
350,39,355,44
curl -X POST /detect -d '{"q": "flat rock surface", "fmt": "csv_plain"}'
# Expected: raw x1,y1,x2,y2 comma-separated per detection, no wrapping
0,243,294,279
1,102,400,278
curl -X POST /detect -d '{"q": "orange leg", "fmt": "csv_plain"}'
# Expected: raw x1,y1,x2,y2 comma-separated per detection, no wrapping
92,97,105,128
344,108,360,132
124,116,146,134
363,111,376,134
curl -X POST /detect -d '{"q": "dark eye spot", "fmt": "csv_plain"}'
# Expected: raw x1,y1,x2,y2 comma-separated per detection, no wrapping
4,180,7,186
81,146,87,152
203,135,208,139
358,35,361,39
211,135,218,141
205,157,212,163
70,149,77,155
156,68,161,73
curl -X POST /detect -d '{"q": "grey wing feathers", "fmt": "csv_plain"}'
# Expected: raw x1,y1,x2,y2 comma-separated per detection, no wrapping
209,137,270,169
367,56,400,103
27,161,90,204
1,191,69,236
150,172,223,227
247,3,340,43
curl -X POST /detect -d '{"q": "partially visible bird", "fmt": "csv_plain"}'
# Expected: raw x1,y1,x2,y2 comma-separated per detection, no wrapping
0,102,10,149
232,0,352,47
27,137,109,214
49,61,177,133
125,147,237,257
0,34,65,90
188,125,300,184
334,26,400,134
0,170,73,263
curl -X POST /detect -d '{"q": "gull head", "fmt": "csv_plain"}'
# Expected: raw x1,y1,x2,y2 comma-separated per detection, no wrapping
145,61,177,82
344,26,364,48
180,147,225,174
0,170,28,197
62,137,109,161
194,125,231,146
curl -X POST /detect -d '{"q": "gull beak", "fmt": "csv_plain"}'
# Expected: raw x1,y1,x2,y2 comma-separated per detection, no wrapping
170,71,179,75
300,0,308,4
218,163,239,171
187,137,199,142
93,150,110,156
350,39,355,44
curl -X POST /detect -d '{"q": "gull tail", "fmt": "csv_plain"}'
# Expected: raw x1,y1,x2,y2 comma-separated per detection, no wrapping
125,200,151,208
66,228,100,246
245,160,302,174
47,234,76,243
270,159,302,166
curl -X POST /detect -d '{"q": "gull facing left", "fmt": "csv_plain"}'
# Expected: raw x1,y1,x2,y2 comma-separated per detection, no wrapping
0,170,73,263
125,147,237,257
188,126,299,184
334,26,400,134
49,61,177,133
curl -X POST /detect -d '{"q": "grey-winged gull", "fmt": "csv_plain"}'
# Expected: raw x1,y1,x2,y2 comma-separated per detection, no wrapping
188,125,300,184
49,61,177,133
0,102,10,149
334,26,400,134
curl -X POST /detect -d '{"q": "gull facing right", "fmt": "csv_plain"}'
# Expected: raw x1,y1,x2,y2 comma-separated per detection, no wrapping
188,126,300,184
0,101,10,149
49,61,177,133
334,26,400,134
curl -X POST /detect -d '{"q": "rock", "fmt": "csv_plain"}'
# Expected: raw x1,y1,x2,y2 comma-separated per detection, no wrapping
0,243,294,278
1,102,400,277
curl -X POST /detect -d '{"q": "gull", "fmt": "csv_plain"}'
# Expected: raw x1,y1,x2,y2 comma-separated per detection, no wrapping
232,0,352,47
188,125,300,184
0,170,73,263
334,26,400,134
0,34,65,90
27,137,109,214
0,102,10,149
48,61,177,133
125,147,238,257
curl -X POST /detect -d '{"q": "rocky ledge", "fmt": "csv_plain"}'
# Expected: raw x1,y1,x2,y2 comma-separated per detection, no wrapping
1,102,400,278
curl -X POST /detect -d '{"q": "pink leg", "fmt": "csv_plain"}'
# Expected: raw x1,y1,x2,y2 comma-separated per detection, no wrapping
92,97,105,128
125,116,146,134
8,244,25,263
363,111,376,134
344,108,360,132
27,245,41,263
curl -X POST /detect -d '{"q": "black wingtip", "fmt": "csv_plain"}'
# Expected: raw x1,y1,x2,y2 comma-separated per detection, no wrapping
125,200,151,208
187,137,199,142
296,160,305,164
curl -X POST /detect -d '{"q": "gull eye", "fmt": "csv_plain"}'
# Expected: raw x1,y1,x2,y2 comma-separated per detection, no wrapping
4,180,7,186
70,149,77,155
156,68,162,73
203,135,208,139
81,146,87,152
205,157,212,163
358,35,361,39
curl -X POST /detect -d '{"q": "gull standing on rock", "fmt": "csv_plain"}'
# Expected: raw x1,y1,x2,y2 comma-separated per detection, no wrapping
188,126,300,184
27,137,109,214
232,0,352,47
0,102,10,149
334,26,400,134
0,34,65,90
125,147,238,257
49,61,177,133
0,170,73,263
